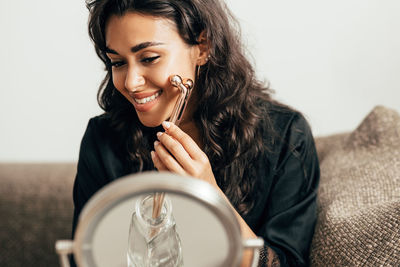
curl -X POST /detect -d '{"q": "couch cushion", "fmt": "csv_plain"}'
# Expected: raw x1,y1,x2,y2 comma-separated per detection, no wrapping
310,106,400,266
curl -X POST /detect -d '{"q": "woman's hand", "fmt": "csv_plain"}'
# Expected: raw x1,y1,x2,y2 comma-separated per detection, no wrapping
152,121,262,267
151,121,219,188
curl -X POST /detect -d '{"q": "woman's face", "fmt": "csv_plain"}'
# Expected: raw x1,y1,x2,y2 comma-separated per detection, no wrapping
105,12,200,127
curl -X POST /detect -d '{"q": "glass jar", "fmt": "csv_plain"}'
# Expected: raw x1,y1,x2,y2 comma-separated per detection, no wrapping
127,194,183,267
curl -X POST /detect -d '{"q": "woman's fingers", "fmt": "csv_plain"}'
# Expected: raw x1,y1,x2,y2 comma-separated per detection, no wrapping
161,121,204,160
153,141,187,176
154,121,218,187
156,131,198,173
151,150,168,171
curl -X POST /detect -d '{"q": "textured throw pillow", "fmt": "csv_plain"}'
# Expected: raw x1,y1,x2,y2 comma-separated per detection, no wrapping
310,106,400,266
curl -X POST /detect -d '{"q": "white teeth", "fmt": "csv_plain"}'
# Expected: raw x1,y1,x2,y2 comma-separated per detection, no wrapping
134,91,161,104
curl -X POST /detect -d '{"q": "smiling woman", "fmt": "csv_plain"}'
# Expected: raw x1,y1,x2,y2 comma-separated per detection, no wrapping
72,1,320,267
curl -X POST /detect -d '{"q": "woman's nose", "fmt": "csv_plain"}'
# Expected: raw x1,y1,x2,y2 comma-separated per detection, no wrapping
125,66,145,92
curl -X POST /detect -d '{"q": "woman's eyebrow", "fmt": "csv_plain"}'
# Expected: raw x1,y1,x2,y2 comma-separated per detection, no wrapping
105,42,165,54
131,42,164,53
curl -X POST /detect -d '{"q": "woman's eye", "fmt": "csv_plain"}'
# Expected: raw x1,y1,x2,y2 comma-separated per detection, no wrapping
141,56,160,64
110,61,125,68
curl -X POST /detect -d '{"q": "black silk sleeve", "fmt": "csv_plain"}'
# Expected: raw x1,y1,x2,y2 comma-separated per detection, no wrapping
72,118,104,237
258,113,320,266
71,117,127,238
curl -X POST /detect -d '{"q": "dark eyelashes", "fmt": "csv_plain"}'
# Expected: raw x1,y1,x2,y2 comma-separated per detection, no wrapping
109,61,125,68
141,56,160,63
108,56,160,68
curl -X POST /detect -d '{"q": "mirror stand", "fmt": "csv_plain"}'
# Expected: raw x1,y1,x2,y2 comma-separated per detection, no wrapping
55,240,73,267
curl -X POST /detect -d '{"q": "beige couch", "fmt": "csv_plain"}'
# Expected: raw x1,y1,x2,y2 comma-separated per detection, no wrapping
0,163,76,267
1,106,399,267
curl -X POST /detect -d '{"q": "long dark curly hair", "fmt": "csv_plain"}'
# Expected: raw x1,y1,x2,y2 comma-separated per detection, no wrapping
86,0,281,215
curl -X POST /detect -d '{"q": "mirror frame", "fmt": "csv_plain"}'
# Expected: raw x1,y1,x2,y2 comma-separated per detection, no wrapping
56,171,263,267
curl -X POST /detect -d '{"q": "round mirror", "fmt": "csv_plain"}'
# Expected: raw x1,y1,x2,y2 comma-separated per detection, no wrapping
56,171,263,267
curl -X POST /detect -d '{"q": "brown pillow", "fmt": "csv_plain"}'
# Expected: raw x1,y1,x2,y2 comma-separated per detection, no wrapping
310,106,400,266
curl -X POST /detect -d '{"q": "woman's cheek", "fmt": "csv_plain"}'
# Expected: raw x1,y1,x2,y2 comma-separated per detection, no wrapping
148,61,176,89
152,54,194,89
111,71,121,90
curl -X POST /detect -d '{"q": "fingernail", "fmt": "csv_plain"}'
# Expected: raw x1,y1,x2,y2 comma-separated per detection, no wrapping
156,132,163,138
150,151,155,159
162,121,171,129
154,141,159,147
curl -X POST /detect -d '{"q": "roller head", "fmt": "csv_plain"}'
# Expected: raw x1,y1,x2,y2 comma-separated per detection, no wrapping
170,75,194,90
185,79,194,89
170,75,182,86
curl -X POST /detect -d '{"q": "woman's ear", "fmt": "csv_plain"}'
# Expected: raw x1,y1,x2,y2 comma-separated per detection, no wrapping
197,31,210,66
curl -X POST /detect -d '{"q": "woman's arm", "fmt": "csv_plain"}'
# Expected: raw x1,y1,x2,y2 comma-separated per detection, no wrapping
218,185,281,267
256,112,320,267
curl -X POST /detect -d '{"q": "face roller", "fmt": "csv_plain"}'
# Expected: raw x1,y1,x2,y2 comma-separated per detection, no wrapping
152,75,194,222
168,75,194,126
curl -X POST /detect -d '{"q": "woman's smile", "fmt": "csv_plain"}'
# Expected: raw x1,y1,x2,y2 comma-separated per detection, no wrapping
129,90,163,112
131,90,162,104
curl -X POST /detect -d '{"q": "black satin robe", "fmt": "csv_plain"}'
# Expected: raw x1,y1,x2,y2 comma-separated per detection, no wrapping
72,103,320,266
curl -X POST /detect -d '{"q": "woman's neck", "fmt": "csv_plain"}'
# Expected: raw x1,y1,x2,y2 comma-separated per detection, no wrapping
177,89,203,148
179,119,203,150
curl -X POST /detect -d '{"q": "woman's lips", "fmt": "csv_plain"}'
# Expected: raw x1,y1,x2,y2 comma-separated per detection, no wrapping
130,90,162,112
133,90,162,104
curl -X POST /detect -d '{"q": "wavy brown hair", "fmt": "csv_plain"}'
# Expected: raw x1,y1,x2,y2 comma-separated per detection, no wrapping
86,0,280,215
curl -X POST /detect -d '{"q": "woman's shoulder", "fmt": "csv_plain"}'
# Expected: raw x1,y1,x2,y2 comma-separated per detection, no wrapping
259,100,315,155
263,101,313,138
86,113,112,132
78,114,130,177
79,113,117,153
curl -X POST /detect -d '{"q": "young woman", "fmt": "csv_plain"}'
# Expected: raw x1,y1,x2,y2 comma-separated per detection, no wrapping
72,0,320,266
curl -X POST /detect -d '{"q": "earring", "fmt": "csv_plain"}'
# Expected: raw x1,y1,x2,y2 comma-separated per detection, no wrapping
196,64,201,79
